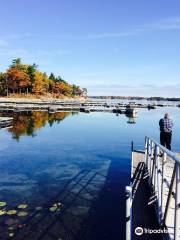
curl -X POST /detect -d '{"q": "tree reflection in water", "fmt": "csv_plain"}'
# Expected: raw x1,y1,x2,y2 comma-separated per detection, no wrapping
0,111,74,140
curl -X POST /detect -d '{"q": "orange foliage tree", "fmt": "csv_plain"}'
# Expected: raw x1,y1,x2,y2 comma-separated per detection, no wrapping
6,68,30,93
32,72,49,95
0,58,85,97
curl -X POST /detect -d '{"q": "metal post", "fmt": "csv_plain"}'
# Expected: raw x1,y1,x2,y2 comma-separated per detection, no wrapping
175,164,180,240
150,140,153,179
131,143,134,179
131,141,134,152
126,186,132,240
145,137,148,166
153,145,157,189
161,152,166,221
156,146,162,221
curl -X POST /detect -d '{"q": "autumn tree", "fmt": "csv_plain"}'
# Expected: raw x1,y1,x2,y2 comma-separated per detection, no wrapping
32,71,49,95
0,58,84,97
72,84,83,96
0,72,6,95
6,68,30,93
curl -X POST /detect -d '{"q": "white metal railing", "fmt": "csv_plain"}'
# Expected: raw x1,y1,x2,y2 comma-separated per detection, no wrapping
145,136,180,240
125,186,132,240
125,137,180,240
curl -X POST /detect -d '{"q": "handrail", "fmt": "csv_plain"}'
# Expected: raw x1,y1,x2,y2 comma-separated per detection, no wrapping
145,136,180,164
145,136,180,240
126,137,180,240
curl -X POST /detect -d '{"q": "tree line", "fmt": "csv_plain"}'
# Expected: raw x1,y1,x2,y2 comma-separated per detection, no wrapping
0,58,87,97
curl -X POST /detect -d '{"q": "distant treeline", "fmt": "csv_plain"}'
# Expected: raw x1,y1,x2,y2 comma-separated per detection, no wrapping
89,96,180,101
0,58,87,97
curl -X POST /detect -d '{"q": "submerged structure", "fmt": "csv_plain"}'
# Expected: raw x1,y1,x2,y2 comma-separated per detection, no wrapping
126,137,180,240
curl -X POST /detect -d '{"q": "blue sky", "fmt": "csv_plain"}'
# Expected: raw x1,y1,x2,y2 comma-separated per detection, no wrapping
0,0,180,96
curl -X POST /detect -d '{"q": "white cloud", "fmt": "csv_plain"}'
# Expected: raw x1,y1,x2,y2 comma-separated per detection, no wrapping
66,16,180,40
151,17,180,30
1,16,180,44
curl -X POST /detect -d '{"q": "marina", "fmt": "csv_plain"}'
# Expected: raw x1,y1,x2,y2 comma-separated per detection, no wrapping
0,99,174,114
0,105,179,240
1,0,180,239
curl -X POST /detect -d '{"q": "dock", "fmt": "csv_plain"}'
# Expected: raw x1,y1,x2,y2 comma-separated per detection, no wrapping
0,99,162,114
126,137,180,240
0,117,13,128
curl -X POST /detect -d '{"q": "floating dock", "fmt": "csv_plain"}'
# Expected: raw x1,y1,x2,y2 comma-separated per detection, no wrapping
0,99,159,113
126,137,180,240
0,117,13,128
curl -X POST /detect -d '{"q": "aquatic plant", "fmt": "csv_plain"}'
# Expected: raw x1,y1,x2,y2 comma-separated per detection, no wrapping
49,203,61,212
17,211,28,217
9,232,14,237
17,204,28,209
7,210,17,215
0,201,6,207
0,210,6,215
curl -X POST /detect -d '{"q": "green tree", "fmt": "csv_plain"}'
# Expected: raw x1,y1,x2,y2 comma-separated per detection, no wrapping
49,73,56,81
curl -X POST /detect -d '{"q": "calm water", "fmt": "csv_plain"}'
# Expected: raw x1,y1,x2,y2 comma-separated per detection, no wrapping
0,107,179,239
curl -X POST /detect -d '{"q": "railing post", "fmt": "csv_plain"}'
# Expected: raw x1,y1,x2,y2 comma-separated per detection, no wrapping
156,146,162,222
145,137,148,166
161,152,166,221
153,145,157,189
144,136,180,240
174,164,180,240
126,186,132,240
150,140,153,179
131,142,134,179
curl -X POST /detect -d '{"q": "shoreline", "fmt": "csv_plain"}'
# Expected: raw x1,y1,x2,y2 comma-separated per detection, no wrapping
0,96,86,104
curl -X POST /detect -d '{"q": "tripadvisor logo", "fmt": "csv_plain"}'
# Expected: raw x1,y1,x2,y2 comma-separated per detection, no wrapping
135,227,168,235
135,227,143,236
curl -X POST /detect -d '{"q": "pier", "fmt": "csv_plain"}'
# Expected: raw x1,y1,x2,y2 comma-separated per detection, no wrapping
0,117,13,128
0,99,169,114
126,137,180,240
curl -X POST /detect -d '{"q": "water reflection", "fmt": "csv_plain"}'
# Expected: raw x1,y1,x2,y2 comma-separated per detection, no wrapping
0,109,143,239
0,111,114,239
0,111,74,140
0,110,139,140
126,112,138,124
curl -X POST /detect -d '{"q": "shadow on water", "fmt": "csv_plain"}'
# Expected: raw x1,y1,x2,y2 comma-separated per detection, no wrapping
0,111,132,240
76,155,130,240
2,155,130,240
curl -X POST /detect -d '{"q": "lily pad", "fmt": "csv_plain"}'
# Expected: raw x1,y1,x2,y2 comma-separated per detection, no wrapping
17,211,28,217
53,202,61,207
49,206,58,212
7,210,17,215
8,227,14,230
9,232,14,237
17,204,28,209
0,210,6,215
0,202,6,207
